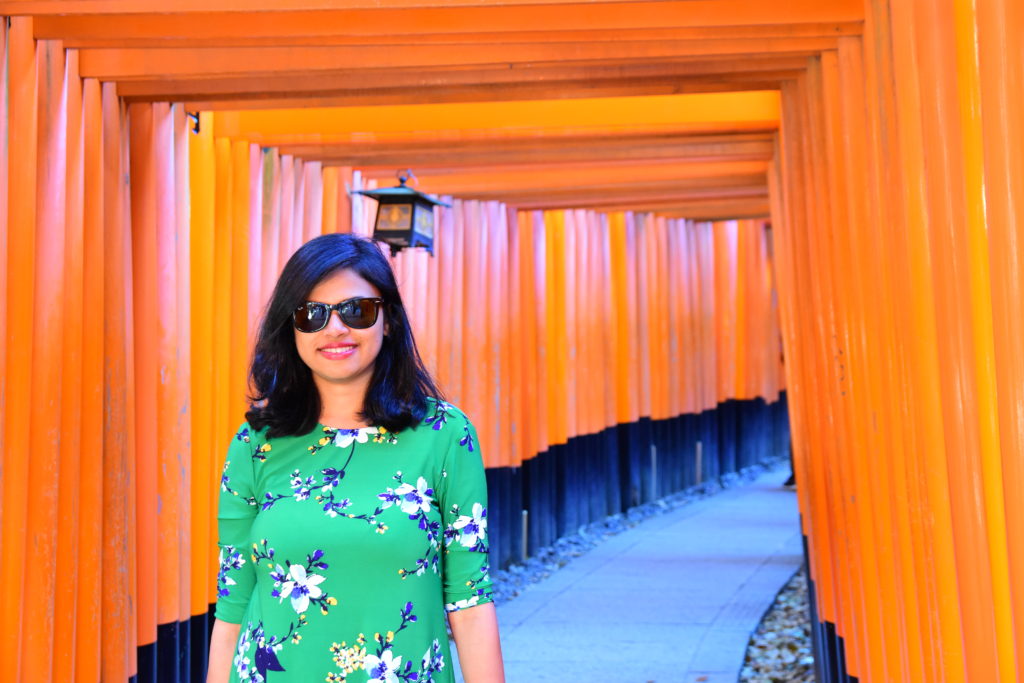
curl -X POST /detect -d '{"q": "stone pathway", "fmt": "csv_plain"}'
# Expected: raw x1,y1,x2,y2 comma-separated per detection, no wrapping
457,466,803,682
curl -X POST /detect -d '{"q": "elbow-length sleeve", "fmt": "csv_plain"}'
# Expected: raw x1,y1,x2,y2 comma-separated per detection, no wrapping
215,424,260,624
438,412,495,613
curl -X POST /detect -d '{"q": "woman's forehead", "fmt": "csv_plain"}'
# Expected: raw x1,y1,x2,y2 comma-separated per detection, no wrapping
307,268,381,302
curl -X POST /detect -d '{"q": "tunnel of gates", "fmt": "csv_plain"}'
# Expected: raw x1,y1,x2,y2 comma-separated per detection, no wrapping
3,1,1024,682
0,40,789,683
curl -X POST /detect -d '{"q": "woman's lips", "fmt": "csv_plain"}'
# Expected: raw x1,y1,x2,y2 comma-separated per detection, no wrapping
319,344,356,360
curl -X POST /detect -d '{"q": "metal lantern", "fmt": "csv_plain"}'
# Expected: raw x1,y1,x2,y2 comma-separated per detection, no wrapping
353,171,450,255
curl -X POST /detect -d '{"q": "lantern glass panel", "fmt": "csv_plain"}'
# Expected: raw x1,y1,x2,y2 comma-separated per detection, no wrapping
414,202,435,239
376,203,412,231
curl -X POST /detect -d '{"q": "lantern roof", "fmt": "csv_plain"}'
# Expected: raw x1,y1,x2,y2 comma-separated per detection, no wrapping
354,177,451,208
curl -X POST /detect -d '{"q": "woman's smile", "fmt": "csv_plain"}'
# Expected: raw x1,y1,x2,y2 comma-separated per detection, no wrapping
319,342,357,360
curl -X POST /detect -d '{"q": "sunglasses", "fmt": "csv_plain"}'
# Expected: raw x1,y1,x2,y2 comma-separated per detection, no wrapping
293,297,383,333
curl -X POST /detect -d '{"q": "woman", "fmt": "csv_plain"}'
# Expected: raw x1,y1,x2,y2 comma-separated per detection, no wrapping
207,233,504,683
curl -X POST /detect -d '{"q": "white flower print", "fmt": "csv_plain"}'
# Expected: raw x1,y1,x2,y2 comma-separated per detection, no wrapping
333,427,374,449
234,626,260,681
452,502,487,548
394,476,434,515
278,563,326,614
364,649,403,683
444,596,480,613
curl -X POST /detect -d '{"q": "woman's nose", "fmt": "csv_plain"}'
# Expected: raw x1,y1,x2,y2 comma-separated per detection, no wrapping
325,309,350,333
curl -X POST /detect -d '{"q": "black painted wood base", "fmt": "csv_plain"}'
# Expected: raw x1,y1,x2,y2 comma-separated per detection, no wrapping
135,394,789,682
803,533,860,683
133,605,215,683
498,393,790,569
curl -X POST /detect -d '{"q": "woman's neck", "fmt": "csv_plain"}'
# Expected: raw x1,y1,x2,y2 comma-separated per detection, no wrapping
314,375,371,428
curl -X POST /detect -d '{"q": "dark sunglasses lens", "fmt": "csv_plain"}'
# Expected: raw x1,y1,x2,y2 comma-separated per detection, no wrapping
341,299,380,329
294,303,329,332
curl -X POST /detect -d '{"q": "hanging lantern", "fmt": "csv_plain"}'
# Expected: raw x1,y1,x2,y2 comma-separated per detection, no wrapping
353,171,450,255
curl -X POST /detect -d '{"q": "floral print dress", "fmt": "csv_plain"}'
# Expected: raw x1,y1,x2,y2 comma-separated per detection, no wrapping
216,399,492,683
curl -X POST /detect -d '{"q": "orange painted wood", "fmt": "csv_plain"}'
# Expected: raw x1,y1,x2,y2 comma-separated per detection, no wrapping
777,74,840,651
189,110,217,614
910,0,1003,676
152,101,183,629
5,0,864,25
76,74,104,682
173,105,193,626
530,211,551,454
211,92,779,146
0,18,37,680
212,136,234,521
24,36,66,683
510,211,533,462
489,202,511,466
128,101,160,653
628,213,647,418
321,165,338,234
546,210,569,445
280,134,775,171
35,12,861,47
230,140,251,424
75,38,836,80
0,15,6,486
100,79,136,683
461,201,488,456
261,149,282,292
977,0,1024,669
433,203,456,399
247,142,265,332
633,215,651,421
54,47,84,683
334,165,354,234
605,213,630,425
387,160,769,197
302,159,322,242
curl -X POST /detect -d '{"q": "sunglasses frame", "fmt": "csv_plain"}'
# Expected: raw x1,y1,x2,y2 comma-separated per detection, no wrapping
293,297,384,333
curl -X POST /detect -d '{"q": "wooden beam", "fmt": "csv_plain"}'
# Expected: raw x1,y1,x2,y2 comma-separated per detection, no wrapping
292,133,776,168
505,184,767,209
211,92,780,142
647,198,771,219
115,54,808,98
77,38,836,79
376,162,768,196
116,55,807,106
359,154,770,180
36,15,862,48
173,75,799,110
5,0,864,26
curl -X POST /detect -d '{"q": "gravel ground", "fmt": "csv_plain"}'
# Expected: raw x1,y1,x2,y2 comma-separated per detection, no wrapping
739,566,815,683
489,461,785,605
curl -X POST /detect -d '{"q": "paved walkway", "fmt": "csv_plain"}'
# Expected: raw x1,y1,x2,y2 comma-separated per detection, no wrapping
459,466,803,683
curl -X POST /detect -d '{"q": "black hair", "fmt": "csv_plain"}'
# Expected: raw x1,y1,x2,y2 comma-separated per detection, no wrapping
246,233,443,438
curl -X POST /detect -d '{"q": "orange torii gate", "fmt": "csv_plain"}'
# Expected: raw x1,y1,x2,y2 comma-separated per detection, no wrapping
0,1,1022,682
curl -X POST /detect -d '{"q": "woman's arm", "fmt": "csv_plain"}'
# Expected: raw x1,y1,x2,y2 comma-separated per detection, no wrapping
206,618,242,683
448,602,505,683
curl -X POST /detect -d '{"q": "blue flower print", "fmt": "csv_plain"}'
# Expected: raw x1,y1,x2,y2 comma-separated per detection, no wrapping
361,602,422,683
423,401,454,431
254,543,337,616
458,425,475,452
217,545,247,598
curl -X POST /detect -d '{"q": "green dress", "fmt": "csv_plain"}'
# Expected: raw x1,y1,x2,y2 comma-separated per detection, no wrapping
216,399,493,683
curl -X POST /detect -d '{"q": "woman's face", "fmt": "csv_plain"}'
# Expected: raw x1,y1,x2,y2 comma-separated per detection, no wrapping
294,268,386,393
